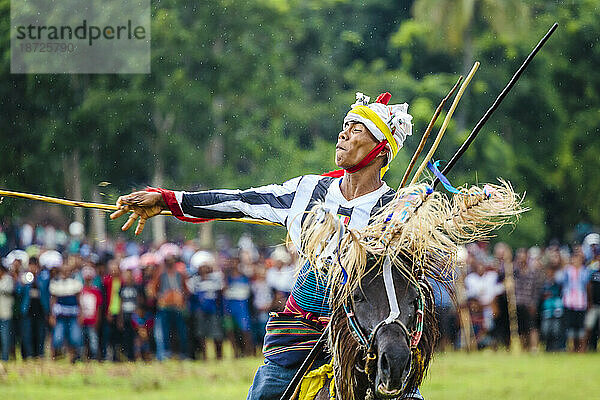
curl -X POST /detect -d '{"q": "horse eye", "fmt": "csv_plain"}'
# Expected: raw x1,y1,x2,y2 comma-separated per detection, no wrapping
353,290,366,303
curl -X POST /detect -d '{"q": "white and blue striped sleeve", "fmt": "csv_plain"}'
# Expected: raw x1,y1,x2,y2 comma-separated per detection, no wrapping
156,176,303,226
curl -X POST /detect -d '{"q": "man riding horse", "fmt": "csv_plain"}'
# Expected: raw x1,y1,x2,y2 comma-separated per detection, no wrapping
110,91,424,399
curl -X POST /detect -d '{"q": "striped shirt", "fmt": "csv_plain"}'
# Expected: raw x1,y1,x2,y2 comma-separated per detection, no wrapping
162,174,396,318
557,265,590,311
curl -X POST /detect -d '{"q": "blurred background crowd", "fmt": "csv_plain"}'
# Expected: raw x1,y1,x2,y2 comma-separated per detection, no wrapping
1,219,599,363
2,0,599,366
436,236,600,354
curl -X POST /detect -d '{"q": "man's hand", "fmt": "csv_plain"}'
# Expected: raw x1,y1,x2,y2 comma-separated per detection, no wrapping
109,191,166,235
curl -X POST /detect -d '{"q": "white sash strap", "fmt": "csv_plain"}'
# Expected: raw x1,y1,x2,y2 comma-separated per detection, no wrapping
383,255,401,324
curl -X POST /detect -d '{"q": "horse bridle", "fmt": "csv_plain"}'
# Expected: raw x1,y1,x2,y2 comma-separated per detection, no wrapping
342,255,426,378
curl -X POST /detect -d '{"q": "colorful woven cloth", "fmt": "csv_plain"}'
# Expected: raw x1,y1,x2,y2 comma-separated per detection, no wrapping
262,311,326,368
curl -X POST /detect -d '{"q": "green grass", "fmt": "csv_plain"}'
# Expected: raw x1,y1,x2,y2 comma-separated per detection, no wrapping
423,351,598,399
1,351,598,399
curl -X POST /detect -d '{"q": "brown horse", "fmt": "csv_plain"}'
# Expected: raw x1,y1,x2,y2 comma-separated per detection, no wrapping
313,255,442,400
302,180,522,399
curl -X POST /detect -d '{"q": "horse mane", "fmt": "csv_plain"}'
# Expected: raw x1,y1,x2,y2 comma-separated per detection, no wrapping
329,306,362,400
300,181,524,310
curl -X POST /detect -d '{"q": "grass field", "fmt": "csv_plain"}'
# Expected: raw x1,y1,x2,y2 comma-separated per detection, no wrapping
1,351,598,399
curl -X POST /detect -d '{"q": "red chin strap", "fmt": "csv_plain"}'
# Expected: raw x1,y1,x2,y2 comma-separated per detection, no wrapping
323,139,388,178
345,139,388,173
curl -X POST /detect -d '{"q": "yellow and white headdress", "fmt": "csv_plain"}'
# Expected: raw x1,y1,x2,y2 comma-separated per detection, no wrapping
343,92,413,177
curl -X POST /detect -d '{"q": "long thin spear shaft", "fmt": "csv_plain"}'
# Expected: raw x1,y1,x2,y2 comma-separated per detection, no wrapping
0,189,132,213
410,61,480,185
399,75,463,189
280,326,329,400
433,22,559,188
0,189,278,226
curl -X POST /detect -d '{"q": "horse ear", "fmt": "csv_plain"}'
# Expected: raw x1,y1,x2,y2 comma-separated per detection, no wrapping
375,92,391,105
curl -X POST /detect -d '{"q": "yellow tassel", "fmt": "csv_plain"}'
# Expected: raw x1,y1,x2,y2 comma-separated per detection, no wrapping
413,348,424,379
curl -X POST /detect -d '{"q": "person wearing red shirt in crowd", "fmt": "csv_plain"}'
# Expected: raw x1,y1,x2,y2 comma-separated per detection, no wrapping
79,266,102,360
131,303,154,361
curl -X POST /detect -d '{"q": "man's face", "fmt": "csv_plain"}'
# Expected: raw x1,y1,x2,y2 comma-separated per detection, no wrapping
12,260,22,273
32,261,42,274
475,261,485,275
165,257,176,270
199,265,211,277
59,265,69,279
335,122,385,169
109,261,119,276
572,246,584,266
124,270,133,284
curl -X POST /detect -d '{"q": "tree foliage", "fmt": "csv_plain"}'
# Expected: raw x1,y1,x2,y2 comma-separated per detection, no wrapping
0,0,597,246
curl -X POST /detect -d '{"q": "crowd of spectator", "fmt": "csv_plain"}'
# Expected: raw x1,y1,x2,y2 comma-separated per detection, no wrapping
434,235,600,353
0,220,296,362
1,219,599,363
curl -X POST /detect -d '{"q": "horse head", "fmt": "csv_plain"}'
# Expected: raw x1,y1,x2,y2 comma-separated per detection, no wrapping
328,254,438,400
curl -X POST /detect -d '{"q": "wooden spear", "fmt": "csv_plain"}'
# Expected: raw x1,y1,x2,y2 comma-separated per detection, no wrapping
399,75,463,188
0,189,278,226
410,61,480,185
432,23,559,188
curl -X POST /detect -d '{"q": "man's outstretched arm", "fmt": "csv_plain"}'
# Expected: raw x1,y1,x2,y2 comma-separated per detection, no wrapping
110,177,302,235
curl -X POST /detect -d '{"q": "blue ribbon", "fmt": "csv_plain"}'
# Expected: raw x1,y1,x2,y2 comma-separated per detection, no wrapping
427,160,460,194
338,240,348,284
340,264,348,285
336,231,348,285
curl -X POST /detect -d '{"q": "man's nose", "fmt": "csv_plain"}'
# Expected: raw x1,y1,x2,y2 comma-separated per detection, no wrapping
338,129,348,141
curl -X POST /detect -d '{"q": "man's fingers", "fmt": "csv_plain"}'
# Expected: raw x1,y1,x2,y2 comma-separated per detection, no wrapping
110,205,129,220
135,217,147,236
122,212,139,231
113,191,160,232
115,196,125,208
119,191,149,206
116,194,138,207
